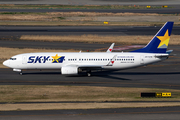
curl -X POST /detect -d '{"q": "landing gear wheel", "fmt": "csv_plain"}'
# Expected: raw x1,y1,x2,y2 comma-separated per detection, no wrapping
87,70,91,77
87,73,91,77
19,72,23,75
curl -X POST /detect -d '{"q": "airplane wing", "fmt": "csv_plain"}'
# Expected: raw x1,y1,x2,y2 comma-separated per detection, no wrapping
106,43,115,53
78,65,103,70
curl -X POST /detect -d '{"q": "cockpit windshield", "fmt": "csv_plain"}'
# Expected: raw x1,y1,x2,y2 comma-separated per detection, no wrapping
9,58,16,60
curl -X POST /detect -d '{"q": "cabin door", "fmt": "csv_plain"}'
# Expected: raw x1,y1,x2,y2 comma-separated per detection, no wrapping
140,55,144,64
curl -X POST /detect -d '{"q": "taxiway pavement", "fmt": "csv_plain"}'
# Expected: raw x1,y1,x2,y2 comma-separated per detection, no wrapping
0,0,179,6
0,8,180,14
0,26,180,37
0,106,180,120
1,63,180,89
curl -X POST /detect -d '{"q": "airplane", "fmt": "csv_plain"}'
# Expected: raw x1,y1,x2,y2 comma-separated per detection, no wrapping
3,21,174,76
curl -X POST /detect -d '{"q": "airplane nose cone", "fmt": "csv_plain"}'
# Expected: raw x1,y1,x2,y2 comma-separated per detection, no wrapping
3,60,9,67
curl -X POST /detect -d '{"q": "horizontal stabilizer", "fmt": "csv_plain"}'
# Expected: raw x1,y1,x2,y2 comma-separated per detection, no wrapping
166,50,173,54
155,54,169,57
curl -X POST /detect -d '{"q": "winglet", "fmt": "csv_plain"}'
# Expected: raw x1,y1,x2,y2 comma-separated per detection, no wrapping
106,43,115,53
106,55,117,66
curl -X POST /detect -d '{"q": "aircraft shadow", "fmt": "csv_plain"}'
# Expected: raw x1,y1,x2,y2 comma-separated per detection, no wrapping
87,71,180,81
21,70,180,76
21,72,61,75
21,71,180,81
20,71,130,81
112,72,180,75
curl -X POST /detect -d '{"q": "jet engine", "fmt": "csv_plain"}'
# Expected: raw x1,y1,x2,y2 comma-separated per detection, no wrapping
61,66,78,75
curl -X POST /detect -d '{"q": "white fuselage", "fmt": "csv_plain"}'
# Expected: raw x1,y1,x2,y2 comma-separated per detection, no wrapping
3,52,167,71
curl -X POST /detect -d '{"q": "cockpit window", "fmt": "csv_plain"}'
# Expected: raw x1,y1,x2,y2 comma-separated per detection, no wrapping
10,58,16,60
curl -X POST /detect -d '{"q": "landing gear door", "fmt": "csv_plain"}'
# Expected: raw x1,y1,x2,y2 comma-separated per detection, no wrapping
22,55,27,64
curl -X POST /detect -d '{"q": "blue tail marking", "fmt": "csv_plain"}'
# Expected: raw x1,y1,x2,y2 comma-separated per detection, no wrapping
131,21,174,53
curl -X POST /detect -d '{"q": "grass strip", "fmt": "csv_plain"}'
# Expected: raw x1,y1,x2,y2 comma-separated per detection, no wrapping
0,47,78,59
1,102,180,111
0,12,178,25
0,85,179,103
0,12,167,16
0,4,170,9
0,12,177,21
0,85,180,110
0,21,171,26
20,35,180,45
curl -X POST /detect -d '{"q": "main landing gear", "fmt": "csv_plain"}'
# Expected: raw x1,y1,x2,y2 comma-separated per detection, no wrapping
19,72,23,75
87,72,91,77
87,70,91,77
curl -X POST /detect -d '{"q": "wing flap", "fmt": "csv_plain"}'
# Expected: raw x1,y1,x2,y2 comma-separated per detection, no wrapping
63,64,103,70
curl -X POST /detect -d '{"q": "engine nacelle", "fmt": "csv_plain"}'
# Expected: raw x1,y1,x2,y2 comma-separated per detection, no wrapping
61,66,78,75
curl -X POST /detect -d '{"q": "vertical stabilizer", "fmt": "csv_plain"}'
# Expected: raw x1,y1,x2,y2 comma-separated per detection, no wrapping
131,22,174,53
